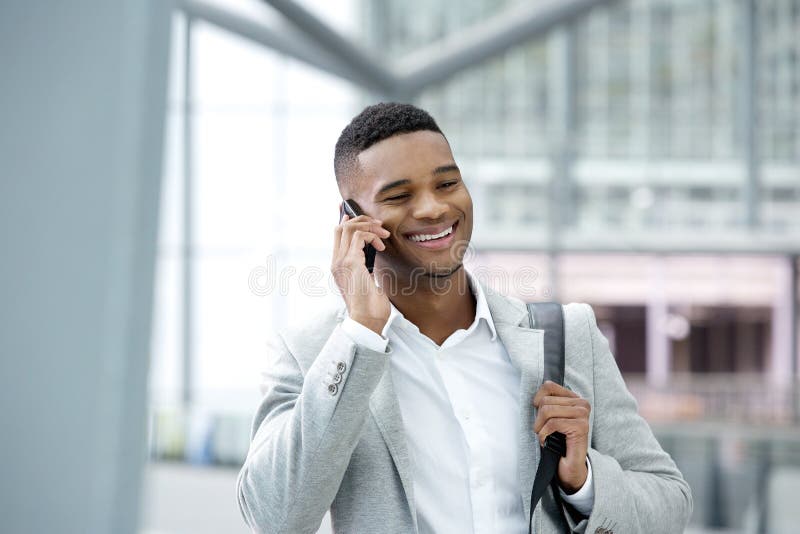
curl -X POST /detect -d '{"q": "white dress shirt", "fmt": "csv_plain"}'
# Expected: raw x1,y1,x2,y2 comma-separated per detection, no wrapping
340,271,594,533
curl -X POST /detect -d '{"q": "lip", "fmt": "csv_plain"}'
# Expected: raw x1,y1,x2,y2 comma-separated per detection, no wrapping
403,221,459,250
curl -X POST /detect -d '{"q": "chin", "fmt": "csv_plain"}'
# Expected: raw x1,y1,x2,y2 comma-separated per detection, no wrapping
425,262,464,278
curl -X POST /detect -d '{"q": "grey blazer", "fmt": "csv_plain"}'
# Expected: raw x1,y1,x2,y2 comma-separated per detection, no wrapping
237,286,693,534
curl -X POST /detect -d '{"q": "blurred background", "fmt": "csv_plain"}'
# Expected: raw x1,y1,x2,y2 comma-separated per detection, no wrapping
2,0,798,533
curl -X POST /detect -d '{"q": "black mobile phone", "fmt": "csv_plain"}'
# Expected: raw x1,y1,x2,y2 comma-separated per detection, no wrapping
339,199,377,273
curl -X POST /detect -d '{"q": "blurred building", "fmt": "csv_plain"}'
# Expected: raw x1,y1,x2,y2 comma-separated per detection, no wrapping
141,0,800,533
360,0,800,403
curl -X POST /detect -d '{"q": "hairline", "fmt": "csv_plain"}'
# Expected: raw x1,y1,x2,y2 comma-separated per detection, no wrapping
337,128,450,188
337,129,452,198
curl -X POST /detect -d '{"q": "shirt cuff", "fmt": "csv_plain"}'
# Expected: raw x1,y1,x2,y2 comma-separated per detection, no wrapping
558,456,594,517
340,317,390,353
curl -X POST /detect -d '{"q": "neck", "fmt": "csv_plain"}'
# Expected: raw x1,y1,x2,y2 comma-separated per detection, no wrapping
378,265,476,345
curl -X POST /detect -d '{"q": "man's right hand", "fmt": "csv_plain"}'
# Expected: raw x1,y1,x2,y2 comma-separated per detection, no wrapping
331,213,391,336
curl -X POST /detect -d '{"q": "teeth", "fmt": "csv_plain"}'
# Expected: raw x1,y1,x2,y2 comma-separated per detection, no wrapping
408,225,453,242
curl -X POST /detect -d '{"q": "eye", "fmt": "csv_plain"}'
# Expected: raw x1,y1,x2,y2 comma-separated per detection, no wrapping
440,180,458,188
384,193,410,202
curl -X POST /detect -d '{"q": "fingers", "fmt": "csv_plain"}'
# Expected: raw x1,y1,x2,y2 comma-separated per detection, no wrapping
338,214,351,253
331,213,393,330
336,214,389,253
333,216,345,257
533,403,590,434
332,214,391,282
350,229,386,252
536,395,581,406
536,417,589,446
344,216,390,238
532,383,590,442
532,380,578,407
538,418,589,445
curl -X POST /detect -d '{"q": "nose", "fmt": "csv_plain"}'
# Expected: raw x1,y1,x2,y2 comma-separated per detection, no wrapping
411,190,448,221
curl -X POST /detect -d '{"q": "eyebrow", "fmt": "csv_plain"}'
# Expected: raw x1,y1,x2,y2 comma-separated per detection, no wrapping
375,165,461,197
433,164,460,175
376,179,411,196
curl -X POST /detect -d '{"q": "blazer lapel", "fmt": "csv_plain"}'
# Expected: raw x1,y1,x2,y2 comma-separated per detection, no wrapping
484,286,545,521
369,363,418,531
333,307,418,529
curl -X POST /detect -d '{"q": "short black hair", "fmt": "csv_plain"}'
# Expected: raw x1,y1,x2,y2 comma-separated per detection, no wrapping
334,102,445,186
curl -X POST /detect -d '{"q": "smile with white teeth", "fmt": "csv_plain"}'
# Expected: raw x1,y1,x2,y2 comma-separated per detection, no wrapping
407,225,454,242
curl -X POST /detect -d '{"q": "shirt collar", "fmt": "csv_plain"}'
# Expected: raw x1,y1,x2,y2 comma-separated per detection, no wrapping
468,270,498,340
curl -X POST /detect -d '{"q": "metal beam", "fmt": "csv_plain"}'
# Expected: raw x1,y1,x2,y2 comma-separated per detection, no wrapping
741,0,760,228
179,0,394,94
791,255,799,424
396,0,619,95
182,14,195,410
545,23,580,301
261,0,401,96
185,0,617,99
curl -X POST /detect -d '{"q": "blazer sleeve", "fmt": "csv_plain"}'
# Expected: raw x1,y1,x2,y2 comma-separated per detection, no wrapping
564,304,693,534
236,324,392,534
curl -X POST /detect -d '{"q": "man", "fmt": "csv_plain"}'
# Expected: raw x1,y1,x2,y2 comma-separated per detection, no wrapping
237,103,692,534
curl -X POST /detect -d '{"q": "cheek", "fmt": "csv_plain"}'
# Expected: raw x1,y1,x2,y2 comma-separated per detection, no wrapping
459,191,474,237
380,209,405,228
459,189,474,214
378,213,406,244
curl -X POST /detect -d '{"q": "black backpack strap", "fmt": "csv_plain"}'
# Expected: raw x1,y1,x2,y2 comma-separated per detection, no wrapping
526,302,567,534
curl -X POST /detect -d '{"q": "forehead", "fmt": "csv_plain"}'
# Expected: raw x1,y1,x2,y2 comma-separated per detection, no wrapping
356,130,455,192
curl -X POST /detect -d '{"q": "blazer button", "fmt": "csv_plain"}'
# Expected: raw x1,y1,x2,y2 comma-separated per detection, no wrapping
331,372,342,384
336,361,346,374
328,383,338,396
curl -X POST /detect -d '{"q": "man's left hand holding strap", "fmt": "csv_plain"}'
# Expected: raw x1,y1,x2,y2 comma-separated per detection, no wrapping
533,380,592,495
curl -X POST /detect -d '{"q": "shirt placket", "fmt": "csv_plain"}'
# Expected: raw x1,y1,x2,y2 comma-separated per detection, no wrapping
438,353,495,534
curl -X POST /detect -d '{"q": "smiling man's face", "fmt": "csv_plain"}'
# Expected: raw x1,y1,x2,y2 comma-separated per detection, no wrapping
342,129,473,279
